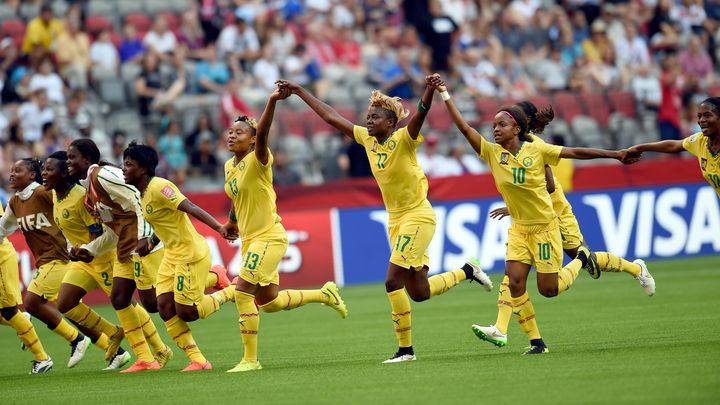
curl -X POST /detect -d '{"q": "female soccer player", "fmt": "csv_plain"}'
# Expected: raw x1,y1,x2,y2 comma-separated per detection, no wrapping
625,97,720,197
0,203,52,374
277,77,492,364
0,158,92,368
123,141,237,371
429,75,630,354
473,101,655,348
42,151,133,370
222,87,349,372
66,139,165,373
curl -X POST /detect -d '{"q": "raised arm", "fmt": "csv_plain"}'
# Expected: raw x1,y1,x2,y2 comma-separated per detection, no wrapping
254,87,290,165
276,80,355,138
178,199,238,241
426,75,484,155
628,140,685,154
406,81,434,140
559,147,625,161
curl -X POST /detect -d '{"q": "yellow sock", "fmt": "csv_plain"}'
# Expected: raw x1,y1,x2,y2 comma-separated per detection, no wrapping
210,285,235,305
511,292,541,340
165,315,206,364
495,275,512,334
387,289,412,347
93,333,109,351
51,318,79,342
116,306,154,362
259,289,328,312
206,272,218,289
8,312,49,361
134,304,166,355
196,295,221,319
596,252,641,277
428,269,467,297
63,302,119,338
235,290,259,362
0,316,9,326
558,259,582,293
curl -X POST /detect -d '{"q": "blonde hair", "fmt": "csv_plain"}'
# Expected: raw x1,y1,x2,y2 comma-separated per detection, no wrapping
235,115,258,132
368,90,409,123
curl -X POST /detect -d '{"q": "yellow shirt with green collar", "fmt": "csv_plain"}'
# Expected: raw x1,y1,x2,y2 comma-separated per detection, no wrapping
683,132,720,197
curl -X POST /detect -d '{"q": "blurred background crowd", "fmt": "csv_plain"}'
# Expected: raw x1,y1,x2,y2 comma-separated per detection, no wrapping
0,0,717,195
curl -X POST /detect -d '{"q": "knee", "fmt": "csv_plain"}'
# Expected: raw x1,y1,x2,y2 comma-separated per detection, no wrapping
176,306,199,322
56,297,74,314
406,290,429,302
539,287,558,298
385,279,404,293
110,293,130,310
139,296,158,313
23,295,41,314
507,277,525,296
0,306,17,320
157,300,175,321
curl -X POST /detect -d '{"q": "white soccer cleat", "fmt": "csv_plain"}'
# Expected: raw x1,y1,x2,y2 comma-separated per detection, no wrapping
103,350,132,371
633,259,655,296
30,357,53,374
471,324,507,347
382,351,416,364
67,335,91,368
467,258,493,292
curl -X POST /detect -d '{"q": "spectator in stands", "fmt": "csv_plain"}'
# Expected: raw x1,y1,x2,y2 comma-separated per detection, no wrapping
119,22,145,64
337,136,372,178
28,55,64,104
658,55,683,142
107,129,127,166
283,44,314,88
21,3,64,67
253,44,281,93
631,63,662,112
582,20,609,63
195,44,230,93
265,12,296,65
332,27,363,72
143,15,178,62
460,48,500,98
75,111,111,158
678,35,715,93
420,0,458,72
613,21,650,72
381,47,422,99
185,110,215,154
177,10,206,59
558,25,582,67
675,0,706,34
189,132,219,177
0,37,23,103
135,51,186,117
4,122,35,161
17,86,53,142
273,150,301,186
38,121,62,156
530,45,568,93
217,14,260,70
443,142,485,176
158,120,188,186
55,16,90,89
90,28,120,75
416,134,449,177
220,78,253,128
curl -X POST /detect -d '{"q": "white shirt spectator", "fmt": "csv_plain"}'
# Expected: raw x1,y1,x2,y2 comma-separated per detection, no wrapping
217,24,260,60
614,35,650,68
461,60,499,97
29,73,64,104
143,30,177,54
90,41,119,71
631,72,662,108
509,0,541,20
441,154,486,176
283,54,310,85
417,152,450,178
18,101,54,142
253,57,281,91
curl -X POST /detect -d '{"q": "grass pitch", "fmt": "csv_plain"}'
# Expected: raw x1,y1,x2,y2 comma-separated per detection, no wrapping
1,256,719,404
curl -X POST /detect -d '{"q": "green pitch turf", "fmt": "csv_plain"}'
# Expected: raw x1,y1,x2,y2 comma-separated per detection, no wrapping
1,256,719,404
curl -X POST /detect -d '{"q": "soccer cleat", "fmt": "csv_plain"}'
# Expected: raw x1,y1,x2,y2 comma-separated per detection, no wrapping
30,357,53,374
119,360,161,373
155,345,174,368
181,360,213,372
105,327,125,361
20,312,32,351
471,324,507,347
382,351,417,364
321,281,348,318
577,245,600,279
210,264,231,289
227,360,262,372
68,335,91,368
103,350,132,371
522,345,549,355
633,259,655,296
467,258,493,291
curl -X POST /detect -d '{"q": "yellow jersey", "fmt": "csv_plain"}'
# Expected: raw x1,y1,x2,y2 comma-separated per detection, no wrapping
0,205,14,258
479,135,562,225
353,125,432,216
529,134,573,212
683,132,720,197
224,150,282,241
141,177,208,264
52,184,114,263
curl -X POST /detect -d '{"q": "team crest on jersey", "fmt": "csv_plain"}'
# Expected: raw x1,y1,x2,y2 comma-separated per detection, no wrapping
387,139,397,151
522,157,533,167
62,209,69,219
239,161,246,171
500,152,509,165
701,158,708,171
161,185,176,200
371,141,378,153
145,204,154,215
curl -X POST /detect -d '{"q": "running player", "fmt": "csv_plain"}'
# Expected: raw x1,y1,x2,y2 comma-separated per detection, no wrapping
42,151,133,370
626,97,720,197
473,101,655,348
122,141,237,371
0,158,92,368
222,87,349,372
277,77,492,364
429,75,630,354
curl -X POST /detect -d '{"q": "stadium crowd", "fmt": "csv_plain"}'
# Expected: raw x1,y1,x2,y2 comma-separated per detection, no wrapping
0,0,718,194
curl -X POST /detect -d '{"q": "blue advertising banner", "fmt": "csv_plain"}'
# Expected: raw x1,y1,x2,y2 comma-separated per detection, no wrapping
337,183,719,285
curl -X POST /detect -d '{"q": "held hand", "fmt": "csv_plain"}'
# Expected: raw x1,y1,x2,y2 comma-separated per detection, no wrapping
220,222,240,241
425,74,446,92
275,79,301,94
135,238,152,257
69,246,94,263
489,207,510,220
619,148,642,165
270,86,292,101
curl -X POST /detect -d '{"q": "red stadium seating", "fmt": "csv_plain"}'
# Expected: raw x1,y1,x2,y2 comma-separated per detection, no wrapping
427,107,452,132
553,92,584,123
125,13,153,33
1,19,25,37
578,92,611,127
278,110,307,137
85,15,113,35
607,91,638,118
475,98,501,124
158,12,180,31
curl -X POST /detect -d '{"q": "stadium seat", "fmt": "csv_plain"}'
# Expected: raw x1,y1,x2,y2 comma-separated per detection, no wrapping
0,19,25,37
85,15,113,36
158,12,181,31
571,116,609,148
97,78,128,109
578,93,611,128
553,92,584,123
171,0,194,13
87,1,115,19
116,0,145,17
51,0,67,18
18,2,39,20
145,0,175,16
125,13,152,32
607,91,638,119
528,95,551,110
306,113,337,137
0,4,16,21
427,107,452,132
278,110,307,137
475,98,501,124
